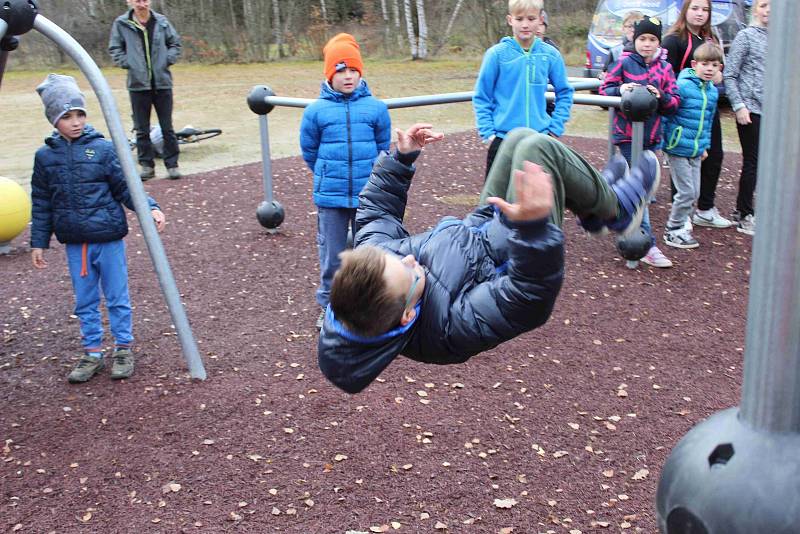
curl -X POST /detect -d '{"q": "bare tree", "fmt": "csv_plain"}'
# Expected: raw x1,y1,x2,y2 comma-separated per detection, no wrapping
434,0,464,55
403,0,418,59
319,0,329,25
272,0,285,59
415,0,427,59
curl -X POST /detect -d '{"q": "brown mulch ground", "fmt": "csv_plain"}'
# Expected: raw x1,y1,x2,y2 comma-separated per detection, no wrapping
1,132,750,533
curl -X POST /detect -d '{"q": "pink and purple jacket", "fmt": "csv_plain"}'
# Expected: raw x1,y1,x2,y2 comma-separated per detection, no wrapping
600,51,680,147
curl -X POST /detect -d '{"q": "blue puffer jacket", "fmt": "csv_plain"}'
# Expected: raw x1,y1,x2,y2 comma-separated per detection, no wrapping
30,126,159,249
317,152,565,394
663,68,718,158
300,80,391,209
473,37,574,139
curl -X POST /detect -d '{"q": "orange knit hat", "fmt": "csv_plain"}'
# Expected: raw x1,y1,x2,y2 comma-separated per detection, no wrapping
323,33,364,81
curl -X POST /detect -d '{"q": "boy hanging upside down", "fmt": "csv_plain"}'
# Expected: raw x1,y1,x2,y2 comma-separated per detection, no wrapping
318,124,660,393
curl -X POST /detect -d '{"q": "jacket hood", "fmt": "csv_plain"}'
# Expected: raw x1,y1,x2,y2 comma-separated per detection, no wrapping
45,125,104,147
678,67,707,86
319,78,372,102
317,302,421,394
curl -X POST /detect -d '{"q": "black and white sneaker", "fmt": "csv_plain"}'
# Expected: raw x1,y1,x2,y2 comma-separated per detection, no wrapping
663,226,699,249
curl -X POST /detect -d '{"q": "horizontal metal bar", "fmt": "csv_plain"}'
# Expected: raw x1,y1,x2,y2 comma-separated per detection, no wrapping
262,90,620,112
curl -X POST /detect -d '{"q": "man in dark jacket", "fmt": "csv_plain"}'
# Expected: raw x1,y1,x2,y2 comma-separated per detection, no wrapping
318,125,661,394
109,0,182,180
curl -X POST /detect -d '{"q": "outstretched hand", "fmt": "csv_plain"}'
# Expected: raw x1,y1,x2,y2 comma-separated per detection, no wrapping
485,161,553,222
395,123,444,154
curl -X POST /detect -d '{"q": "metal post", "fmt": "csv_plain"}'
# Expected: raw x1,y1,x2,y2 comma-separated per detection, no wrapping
630,121,643,167
656,2,800,531
259,114,273,204
739,3,800,433
607,107,616,160
33,15,206,380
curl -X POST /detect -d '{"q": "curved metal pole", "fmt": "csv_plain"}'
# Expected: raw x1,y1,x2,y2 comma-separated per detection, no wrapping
33,14,206,380
740,0,800,432
0,19,8,90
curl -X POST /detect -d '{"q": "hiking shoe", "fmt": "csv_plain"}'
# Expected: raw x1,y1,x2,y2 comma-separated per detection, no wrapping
68,354,105,383
578,154,630,234
140,165,155,181
166,166,182,180
316,308,325,331
605,150,660,235
641,245,673,268
664,226,699,249
110,348,134,380
737,214,755,236
693,207,732,228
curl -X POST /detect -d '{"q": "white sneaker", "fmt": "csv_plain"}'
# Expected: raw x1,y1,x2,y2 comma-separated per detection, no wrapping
664,227,700,249
692,207,732,228
736,214,755,236
641,246,673,268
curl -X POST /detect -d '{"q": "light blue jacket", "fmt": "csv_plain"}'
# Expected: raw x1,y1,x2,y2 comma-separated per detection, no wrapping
300,80,391,209
663,68,718,158
473,37,574,139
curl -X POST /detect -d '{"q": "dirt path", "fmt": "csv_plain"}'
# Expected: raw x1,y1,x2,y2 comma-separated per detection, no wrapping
1,134,749,533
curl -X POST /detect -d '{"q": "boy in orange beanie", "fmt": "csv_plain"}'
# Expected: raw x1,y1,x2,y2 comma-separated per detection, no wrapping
300,33,391,330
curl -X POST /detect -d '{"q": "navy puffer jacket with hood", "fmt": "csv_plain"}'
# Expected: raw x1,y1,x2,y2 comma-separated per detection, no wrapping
317,152,565,394
30,126,159,249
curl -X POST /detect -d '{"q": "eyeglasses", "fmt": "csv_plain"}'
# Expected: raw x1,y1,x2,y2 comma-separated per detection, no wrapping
403,267,421,309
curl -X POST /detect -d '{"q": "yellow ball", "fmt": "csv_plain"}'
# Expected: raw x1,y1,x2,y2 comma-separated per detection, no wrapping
0,176,32,243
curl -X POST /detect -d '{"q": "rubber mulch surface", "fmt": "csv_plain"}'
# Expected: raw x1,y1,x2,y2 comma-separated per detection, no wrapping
1,132,750,533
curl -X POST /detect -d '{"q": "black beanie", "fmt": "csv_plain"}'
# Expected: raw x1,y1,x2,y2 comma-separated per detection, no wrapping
633,16,662,43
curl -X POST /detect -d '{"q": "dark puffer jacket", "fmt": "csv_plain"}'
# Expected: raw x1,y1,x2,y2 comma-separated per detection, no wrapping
30,126,159,249
317,153,565,394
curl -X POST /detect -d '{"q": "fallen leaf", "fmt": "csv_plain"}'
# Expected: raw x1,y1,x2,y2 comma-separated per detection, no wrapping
493,498,518,509
602,470,614,478
632,469,649,481
553,450,569,458
161,482,181,493
434,521,448,530
370,525,390,533
334,454,348,462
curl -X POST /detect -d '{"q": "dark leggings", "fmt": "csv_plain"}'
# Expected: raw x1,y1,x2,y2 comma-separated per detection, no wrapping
735,113,760,217
671,108,722,210
484,136,504,181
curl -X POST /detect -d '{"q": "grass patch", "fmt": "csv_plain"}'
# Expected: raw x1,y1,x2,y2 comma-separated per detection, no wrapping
2,60,741,190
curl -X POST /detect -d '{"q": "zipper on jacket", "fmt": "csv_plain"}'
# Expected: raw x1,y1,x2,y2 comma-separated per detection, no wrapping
694,82,708,158
130,18,153,84
346,97,353,208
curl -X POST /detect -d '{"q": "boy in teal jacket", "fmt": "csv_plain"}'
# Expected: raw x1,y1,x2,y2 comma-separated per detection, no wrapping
473,0,574,178
662,43,722,250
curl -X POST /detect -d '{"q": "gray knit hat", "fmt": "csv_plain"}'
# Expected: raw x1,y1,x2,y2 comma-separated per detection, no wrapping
35,74,87,126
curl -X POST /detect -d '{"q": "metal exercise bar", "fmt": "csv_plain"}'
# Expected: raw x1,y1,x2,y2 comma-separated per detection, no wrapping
32,15,206,380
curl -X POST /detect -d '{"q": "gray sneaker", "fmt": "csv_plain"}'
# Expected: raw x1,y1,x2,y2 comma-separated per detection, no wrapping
140,165,155,181
68,354,105,383
736,214,755,236
167,166,182,180
110,349,135,380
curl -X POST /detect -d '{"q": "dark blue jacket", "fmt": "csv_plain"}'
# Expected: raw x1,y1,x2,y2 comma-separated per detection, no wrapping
664,68,718,158
317,152,565,394
300,80,391,209
30,126,159,249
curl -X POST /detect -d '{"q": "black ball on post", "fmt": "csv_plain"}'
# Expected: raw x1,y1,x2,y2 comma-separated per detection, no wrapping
1,0,39,36
616,226,651,261
256,200,285,230
621,85,658,122
247,85,275,116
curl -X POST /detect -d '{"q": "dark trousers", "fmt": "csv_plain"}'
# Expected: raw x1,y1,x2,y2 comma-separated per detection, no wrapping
670,109,723,210
484,135,504,180
735,113,760,217
697,109,723,211
130,89,179,169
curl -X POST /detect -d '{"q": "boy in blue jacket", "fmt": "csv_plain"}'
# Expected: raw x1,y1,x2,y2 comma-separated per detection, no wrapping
318,125,661,394
473,0,574,178
662,43,723,249
30,74,165,383
300,33,392,330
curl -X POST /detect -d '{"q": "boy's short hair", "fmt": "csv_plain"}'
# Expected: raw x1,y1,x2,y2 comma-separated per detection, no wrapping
508,0,543,14
693,42,724,63
330,246,406,337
